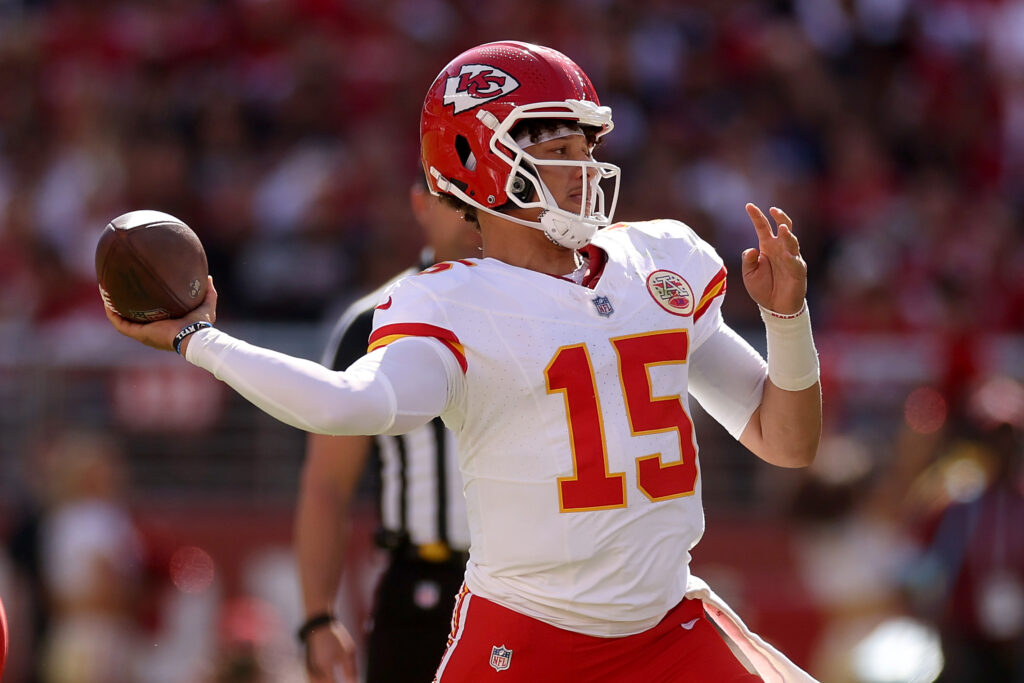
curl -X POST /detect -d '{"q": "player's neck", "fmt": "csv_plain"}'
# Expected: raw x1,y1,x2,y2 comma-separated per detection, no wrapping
480,219,578,276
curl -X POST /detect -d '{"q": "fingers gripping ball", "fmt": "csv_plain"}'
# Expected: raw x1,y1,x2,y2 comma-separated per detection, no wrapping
96,210,209,322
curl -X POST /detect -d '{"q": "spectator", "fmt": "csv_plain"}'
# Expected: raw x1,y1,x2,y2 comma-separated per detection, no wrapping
904,377,1024,682
37,430,146,683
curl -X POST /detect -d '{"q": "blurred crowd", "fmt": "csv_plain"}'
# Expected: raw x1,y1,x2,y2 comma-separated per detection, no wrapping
0,0,1021,335
2,428,308,683
0,0,1022,681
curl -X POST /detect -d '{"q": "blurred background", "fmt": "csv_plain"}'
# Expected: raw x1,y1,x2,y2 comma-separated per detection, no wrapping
0,0,1022,681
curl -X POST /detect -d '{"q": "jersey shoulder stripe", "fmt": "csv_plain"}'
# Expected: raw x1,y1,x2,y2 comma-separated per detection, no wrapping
419,259,479,275
694,265,728,323
367,322,468,373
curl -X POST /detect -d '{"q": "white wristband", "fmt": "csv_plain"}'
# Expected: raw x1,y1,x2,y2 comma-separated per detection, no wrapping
759,301,820,392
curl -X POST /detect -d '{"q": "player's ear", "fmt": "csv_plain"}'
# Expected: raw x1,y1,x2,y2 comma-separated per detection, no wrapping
410,182,435,224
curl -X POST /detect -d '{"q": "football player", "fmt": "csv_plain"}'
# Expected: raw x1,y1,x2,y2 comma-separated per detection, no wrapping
105,41,822,682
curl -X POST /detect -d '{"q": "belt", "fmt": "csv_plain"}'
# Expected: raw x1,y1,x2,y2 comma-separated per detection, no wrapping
377,530,470,566
406,541,470,566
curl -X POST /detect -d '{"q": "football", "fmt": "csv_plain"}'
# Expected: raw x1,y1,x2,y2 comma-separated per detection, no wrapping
96,210,209,322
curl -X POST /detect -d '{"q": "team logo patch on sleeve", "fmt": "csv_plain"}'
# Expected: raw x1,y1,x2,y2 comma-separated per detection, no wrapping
646,269,695,316
489,645,513,672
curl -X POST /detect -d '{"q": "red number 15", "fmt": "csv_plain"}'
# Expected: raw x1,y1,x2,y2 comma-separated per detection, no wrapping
544,330,698,512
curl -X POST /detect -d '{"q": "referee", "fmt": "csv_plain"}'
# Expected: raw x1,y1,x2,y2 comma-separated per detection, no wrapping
294,182,480,683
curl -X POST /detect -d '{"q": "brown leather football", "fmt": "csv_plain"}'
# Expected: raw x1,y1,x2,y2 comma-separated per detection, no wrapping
96,210,209,322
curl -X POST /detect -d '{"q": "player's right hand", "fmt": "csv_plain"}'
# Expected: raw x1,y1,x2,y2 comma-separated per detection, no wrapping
740,204,807,315
304,623,358,683
103,275,218,353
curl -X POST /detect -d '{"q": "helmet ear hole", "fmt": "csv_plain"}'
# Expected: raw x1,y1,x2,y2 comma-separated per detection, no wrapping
455,135,474,170
510,161,537,203
510,174,530,202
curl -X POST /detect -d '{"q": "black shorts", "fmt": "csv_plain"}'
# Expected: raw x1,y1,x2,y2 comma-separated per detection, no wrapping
365,552,468,683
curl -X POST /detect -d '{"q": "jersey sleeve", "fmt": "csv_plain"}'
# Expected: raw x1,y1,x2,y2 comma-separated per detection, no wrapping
685,234,729,351
184,326,457,437
688,322,767,439
648,219,729,350
368,275,468,374
693,263,727,327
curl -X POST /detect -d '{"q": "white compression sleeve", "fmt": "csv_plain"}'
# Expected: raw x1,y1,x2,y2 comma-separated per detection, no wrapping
184,327,457,436
688,322,768,440
366,337,464,435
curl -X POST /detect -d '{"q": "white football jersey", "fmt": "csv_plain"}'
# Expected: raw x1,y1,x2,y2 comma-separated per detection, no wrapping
368,219,752,636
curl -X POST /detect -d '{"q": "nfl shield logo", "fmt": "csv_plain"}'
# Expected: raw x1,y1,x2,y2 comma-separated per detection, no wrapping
592,295,614,318
489,644,513,672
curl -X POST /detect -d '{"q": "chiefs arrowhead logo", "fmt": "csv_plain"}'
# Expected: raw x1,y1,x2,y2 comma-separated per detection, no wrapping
646,269,695,317
444,64,520,114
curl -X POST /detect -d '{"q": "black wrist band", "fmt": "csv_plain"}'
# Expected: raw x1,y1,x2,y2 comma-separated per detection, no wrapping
297,612,336,644
173,321,212,355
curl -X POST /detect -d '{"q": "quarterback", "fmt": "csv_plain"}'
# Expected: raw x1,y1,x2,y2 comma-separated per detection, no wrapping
105,41,822,682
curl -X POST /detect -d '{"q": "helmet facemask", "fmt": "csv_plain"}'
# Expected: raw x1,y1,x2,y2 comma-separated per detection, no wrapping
488,100,620,249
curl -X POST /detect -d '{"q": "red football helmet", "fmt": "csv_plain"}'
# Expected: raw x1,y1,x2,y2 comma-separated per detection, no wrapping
421,41,620,248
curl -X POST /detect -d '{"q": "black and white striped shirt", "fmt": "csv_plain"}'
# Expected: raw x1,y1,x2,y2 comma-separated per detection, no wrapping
321,252,470,553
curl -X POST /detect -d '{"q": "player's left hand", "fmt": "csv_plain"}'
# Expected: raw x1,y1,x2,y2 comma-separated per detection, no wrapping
741,204,807,315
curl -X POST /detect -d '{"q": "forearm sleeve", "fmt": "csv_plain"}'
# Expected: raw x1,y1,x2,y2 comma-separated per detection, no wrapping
688,322,768,439
184,328,457,436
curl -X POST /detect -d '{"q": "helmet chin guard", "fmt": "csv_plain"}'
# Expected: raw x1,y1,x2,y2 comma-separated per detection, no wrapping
538,210,597,249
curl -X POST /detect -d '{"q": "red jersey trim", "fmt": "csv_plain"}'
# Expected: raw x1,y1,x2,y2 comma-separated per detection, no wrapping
367,322,468,373
546,246,609,288
419,260,478,275
579,244,608,289
693,266,727,323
